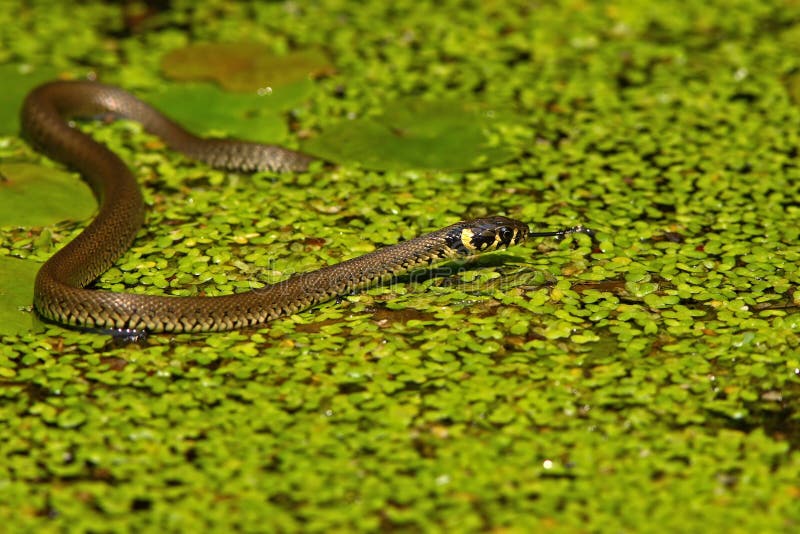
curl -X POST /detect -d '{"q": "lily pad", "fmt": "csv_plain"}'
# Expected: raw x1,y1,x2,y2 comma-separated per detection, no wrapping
0,163,95,227
301,98,522,171
160,42,333,93
142,82,311,144
0,256,39,336
0,64,61,135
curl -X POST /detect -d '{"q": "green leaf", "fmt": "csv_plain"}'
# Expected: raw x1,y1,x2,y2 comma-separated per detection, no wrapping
0,256,39,335
142,82,312,144
0,64,61,135
301,98,521,171
0,163,95,227
160,43,333,92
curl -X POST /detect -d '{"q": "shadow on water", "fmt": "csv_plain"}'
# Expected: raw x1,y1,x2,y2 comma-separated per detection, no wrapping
713,389,800,452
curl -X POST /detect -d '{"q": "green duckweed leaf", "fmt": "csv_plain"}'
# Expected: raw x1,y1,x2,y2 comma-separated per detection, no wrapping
301,98,521,171
5,3,800,533
56,407,88,429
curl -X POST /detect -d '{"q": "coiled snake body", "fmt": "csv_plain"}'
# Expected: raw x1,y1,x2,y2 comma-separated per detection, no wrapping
22,80,536,333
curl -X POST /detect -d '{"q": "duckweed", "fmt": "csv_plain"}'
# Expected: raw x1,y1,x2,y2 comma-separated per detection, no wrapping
1,0,799,532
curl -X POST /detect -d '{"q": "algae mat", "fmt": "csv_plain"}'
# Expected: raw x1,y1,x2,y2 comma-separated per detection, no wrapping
1,1,799,531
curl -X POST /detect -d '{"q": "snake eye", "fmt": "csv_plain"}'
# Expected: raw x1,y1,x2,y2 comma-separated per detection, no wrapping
498,226,514,245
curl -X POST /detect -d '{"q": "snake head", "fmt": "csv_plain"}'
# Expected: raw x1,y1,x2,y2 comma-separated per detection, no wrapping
449,216,529,254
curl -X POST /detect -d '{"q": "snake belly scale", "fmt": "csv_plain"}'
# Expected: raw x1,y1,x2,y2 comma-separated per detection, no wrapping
21,80,530,333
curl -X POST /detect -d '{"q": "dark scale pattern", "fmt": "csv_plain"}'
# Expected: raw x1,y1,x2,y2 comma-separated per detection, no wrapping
22,80,530,332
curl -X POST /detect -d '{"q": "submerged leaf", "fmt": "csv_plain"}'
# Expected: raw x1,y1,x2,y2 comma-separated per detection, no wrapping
0,163,95,227
0,64,61,135
301,98,521,171
160,42,333,93
143,82,312,143
0,256,39,335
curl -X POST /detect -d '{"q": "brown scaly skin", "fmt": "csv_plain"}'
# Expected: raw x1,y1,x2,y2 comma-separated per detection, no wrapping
22,80,545,334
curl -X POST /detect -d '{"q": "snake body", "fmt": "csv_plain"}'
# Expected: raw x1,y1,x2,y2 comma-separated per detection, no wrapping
21,80,531,333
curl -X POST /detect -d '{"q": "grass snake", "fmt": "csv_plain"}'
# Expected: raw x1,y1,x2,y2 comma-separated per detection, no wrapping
21,80,581,334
